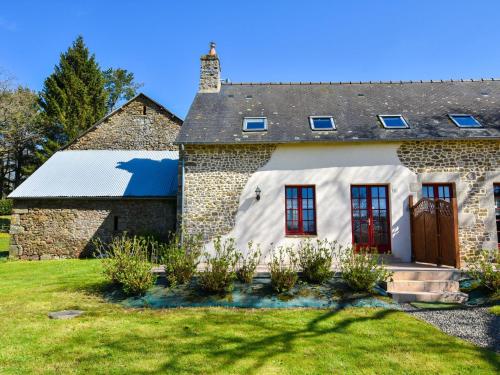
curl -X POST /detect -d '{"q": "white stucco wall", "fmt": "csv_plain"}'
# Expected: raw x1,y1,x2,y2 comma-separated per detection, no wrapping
222,142,418,262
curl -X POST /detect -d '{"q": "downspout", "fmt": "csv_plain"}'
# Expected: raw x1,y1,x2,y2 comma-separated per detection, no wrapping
180,143,185,244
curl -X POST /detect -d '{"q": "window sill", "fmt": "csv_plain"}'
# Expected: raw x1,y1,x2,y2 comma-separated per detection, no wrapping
285,234,317,238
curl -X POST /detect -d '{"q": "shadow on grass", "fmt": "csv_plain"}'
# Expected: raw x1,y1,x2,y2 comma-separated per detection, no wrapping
162,308,497,373
50,306,499,374
0,250,8,260
72,279,131,303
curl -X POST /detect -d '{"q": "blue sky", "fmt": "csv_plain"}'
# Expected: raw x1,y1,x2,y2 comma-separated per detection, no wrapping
1,0,500,117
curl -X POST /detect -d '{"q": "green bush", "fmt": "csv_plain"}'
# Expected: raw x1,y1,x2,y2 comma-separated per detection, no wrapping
198,237,240,293
236,241,261,283
340,247,392,292
464,250,499,294
269,245,299,293
159,232,203,286
298,239,340,283
94,234,156,295
0,199,12,215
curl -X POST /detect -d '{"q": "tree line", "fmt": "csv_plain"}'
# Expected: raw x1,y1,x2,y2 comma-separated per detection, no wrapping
0,36,141,197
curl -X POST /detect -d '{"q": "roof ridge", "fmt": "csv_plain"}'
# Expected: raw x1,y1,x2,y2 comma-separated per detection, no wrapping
222,78,500,86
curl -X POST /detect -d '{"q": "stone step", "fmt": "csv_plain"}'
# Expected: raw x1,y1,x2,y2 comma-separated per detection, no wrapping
387,280,459,293
379,254,402,264
391,270,461,281
389,291,468,303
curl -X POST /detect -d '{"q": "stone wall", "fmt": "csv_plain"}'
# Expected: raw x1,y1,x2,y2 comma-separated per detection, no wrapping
397,140,500,258
9,199,176,259
182,144,275,240
67,95,181,151
199,54,221,93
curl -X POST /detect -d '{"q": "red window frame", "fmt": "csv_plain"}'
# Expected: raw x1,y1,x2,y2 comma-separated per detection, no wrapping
422,183,453,202
495,184,500,249
350,185,392,253
285,185,317,235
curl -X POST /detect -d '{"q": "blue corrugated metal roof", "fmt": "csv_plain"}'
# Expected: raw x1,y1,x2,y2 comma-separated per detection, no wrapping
9,150,178,198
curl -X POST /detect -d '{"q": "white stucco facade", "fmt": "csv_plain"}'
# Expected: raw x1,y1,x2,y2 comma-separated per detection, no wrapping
224,142,419,262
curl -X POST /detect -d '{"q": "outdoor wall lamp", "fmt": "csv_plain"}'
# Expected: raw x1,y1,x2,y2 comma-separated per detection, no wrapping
255,186,261,201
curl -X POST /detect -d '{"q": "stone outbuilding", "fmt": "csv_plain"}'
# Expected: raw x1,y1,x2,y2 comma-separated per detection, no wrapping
9,93,182,259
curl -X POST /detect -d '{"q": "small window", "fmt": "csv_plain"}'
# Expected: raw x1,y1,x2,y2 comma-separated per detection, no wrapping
309,116,335,131
243,117,267,132
113,216,119,231
422,184,453,202
142,105,147,115
285,185,316,235
449,114,482,128
378,115,409,129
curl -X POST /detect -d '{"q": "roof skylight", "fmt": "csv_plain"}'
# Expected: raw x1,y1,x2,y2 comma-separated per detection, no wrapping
243,117,267,132
378,115,409,129
449,114,482,128
309,116,336,131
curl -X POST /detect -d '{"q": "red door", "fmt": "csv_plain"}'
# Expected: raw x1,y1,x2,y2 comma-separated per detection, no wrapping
350,185,391,253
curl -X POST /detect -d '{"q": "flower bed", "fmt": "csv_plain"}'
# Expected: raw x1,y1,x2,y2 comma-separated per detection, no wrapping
108,276,398,309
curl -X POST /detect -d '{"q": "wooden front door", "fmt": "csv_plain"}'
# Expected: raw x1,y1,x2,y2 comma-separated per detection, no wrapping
409,184,459,267
351,185,391,253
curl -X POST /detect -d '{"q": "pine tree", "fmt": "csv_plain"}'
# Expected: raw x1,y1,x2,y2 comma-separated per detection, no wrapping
38,36,107,160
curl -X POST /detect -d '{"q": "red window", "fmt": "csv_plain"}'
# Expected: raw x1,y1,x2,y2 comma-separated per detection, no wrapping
495,184,500,249
285,185,316,235
422,184,453,202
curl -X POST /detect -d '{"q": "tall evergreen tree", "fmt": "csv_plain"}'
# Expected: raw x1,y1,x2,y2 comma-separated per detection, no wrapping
38,36,107,161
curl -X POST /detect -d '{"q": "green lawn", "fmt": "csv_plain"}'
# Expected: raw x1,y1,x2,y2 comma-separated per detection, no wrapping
0,260,498,374
0,232,9,259
0,215,10,259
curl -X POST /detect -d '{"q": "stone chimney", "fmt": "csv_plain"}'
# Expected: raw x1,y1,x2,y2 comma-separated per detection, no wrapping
199,42,221,93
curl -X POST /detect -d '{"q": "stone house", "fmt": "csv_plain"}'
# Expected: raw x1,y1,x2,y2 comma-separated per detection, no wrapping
9,94,182,259
177,44,500,268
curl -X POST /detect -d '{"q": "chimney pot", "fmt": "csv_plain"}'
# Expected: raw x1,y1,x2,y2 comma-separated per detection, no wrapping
209,42,216,56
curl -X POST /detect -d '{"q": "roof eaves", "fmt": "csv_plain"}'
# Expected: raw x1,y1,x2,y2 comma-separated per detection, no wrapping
175,135,500,146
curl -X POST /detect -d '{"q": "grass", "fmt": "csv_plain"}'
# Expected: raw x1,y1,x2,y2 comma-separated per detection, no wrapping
0,232,9,260
0,214,10,259
489,306,500,316
0,260,498,374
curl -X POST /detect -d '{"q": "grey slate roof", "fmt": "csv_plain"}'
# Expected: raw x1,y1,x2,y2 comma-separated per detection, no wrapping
177,80,500,144
9,150,178,199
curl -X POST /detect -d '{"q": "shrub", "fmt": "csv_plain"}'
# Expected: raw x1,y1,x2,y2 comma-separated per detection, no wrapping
269,245,299,293
298,239,341,283
0,199,12,215
159,232,203,286
464,250,499,294
340,247,392,292
94,234,156,295
236,241,261,283
198,237,240,293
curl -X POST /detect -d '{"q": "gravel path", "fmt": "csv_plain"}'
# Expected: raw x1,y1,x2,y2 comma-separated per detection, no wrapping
403,305,499,352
